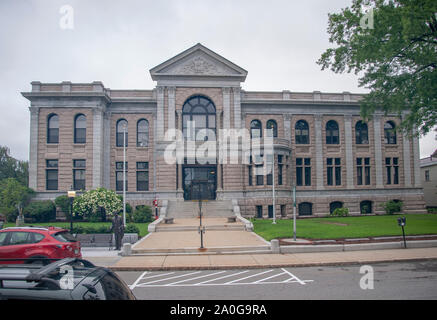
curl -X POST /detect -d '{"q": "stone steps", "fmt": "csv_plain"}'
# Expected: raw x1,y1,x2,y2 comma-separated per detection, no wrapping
167,200,234,218
155,224,246,232
131,245,271,256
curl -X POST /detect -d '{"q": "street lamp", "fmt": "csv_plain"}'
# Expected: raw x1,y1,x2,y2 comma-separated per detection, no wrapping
122,122,127,227
67,186,76,233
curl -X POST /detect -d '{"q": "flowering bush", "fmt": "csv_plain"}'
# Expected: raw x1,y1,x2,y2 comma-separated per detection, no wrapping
73,188,122,220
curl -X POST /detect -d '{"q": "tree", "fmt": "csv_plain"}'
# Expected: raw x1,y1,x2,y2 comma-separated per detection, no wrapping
0,178,34,223
0,146,29,186
317,0,437,136
73,188,122,221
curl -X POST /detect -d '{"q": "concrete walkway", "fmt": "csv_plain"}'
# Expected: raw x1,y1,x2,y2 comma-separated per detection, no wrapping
110,247,437,271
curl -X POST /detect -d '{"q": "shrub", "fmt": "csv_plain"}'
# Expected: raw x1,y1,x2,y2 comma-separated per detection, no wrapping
133,205,153,223
23,200,56,223
125,224,140,234
331,207,349,217
382,200,403,215
54,195,72,220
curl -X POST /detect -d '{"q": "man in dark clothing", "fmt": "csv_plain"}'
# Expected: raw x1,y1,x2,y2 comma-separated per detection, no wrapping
111,213,124,250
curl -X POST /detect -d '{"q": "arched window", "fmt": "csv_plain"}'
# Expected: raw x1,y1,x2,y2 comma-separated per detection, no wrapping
137,119,149,147
182,96,216,141
250,120,262,138
116,119,128,147
266,120,278,138
47,114,59,144
298,202,313,216
329,201,343,214
74,114,86,144
384,121,397,144
355,121,368,144
295,120,309,144
360,200,372,214
326,120,339,144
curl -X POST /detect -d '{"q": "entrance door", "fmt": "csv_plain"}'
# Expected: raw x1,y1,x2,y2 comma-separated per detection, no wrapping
183,166,217,200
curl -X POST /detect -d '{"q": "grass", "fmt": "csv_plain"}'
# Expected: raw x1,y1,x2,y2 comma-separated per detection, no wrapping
3,221,150,238
251,214,437,241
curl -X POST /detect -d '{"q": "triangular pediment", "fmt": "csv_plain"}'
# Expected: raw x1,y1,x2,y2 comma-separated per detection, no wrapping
150,43,247,82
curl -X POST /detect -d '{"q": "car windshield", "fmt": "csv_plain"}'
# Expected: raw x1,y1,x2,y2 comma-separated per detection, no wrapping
52,231,77,242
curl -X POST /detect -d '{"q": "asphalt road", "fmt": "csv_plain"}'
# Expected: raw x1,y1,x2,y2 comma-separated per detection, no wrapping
116,260,437,300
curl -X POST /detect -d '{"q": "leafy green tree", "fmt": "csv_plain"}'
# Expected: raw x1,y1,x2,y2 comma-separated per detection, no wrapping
0,178,34,222
0,146,29,186
317,0,437,136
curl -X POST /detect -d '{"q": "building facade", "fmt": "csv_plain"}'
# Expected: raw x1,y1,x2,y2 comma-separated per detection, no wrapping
420,153,437,208
22,43,426,218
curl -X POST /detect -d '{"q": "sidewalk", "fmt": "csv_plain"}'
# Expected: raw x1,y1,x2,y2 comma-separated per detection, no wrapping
110,247,437,271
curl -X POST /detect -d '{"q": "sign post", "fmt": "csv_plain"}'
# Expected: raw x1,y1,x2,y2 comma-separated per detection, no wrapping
397,217,407,248
293,185,296,241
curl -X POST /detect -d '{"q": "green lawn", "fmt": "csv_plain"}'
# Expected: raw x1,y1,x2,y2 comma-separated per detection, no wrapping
251,214,437,241
3,222,150,238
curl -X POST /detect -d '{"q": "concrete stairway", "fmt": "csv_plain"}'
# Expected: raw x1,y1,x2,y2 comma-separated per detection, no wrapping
167,200,233,218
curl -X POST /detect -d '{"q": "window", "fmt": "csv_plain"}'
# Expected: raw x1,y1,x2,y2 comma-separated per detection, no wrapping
268,205,273,218
360,200,372,214
248,162,253,186
326,120,339,144
280,205,286,217
384,121,397,144
330,201,343,214
74,114,86,144
46,159,58,190
250,120,262,138
266,120,278,138
116,119,128,147
182,96,216,141
136,162,149,191
327,158,341,186
256,206,263,218
137,119,149,147
296,158,311,186
356,157,371,185
385,157,399,185
73,159,86,190
278,155,283,185
425,170,430,182
47,114,59,144
116,162,128,191
298,202,313,216
255,165,264,185
355,121,368,144
295,120,309,144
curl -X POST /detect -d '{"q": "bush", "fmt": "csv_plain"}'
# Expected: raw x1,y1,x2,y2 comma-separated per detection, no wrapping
133,205,153,223
23,200,56,223
54,195,71,220
382,200,403,215
72,225,111,234
125,224,140,234
331,207,349,217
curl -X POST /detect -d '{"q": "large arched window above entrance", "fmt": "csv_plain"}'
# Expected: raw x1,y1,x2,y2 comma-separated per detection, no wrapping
295,120,309,144
182,96,216,141
250,120,262,138
266,120,278,138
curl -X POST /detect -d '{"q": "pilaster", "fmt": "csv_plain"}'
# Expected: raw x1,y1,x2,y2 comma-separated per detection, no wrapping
156,86,165,140
222,87,231,129
373,113,384,188
28,106,39,189
344,114,354,189
314,114,324,190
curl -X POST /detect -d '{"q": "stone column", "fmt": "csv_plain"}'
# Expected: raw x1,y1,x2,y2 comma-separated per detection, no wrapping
344,114,354,189
102,111,112,189
156,86,165,140
167,86,176,133
233,87,241,129
222,87,231,129
314,114,324,190
373,113,384,188
401,113,412,187
412,132,421,187
284,114,291,142
28,106,39,190
92,106,104,188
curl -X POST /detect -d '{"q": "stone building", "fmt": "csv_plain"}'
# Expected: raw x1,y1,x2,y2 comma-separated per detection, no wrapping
420,152,437,208
22,43,426,218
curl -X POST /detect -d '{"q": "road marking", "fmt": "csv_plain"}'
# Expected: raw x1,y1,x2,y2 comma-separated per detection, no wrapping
138,271,175,281
164,270,227,286
194,270,250,285
253,271,287,284
137,271,202,286
129,271,148,290
224,269,274,284
281,268,310,285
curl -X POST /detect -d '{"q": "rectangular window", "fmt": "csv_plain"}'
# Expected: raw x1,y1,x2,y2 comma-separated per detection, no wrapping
357,157,371,186
256,205,263,218
46,159,58,190
268,205,273,218
393,158,399,185
116,162,128,191
327,158,341,186
425,170,430,182
248,165,253,186
385,157,399,185
255,165,263,185
136,162,149,191
278,155,283,186
296,158,311,186
73,159,86,190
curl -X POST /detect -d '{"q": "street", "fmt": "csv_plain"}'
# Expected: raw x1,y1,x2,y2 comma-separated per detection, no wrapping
116,260,437,300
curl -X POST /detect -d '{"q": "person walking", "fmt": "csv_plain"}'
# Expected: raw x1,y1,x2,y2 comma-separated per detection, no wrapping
111,213,124,250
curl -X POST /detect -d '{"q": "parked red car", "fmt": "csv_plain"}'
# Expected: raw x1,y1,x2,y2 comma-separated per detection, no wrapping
0,226,81,264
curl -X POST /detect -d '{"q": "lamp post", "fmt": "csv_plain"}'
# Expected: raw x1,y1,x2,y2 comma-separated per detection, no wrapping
292,184,296,241
67,186,76,233
272,154,276,224
122,122,127,227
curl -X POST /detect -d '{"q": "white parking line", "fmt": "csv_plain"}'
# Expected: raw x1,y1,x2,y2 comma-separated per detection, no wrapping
281,268,309,285
164,270,227,286
224,269,274,285
138,271,175,281
137,271,202,286
129,271,148,290
253,271,286,284
194,270,250,285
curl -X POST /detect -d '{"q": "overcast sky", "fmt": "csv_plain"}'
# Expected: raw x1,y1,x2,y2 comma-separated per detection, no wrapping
0,0,435,161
